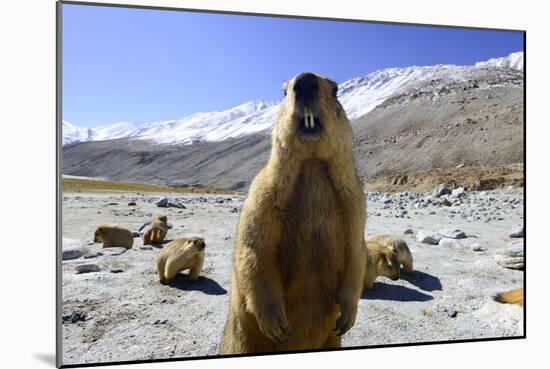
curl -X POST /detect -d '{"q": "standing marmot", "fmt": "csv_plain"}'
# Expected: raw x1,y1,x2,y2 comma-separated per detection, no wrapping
155,237,205,283
368,235,414,273
93,225,133,249
142,214,168,245
363,240,400,289
220,72,366,354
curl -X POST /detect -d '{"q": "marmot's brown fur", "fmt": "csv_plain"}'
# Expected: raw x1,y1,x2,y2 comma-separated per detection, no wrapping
219,73,366,354
368,235,414,273
93,225,133,249
495,288,524,306
142,215,168,245
363,241,400,289
155,237,205,283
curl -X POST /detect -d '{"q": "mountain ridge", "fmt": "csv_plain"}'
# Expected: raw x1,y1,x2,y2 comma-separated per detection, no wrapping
63,51,523,147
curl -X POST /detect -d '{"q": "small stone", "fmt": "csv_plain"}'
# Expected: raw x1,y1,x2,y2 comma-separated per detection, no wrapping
439,228,467,239
132,231,141,238
470,242,485,251
448,310,458,318
416,230,442,245
167,202,186,209
107,202,119,206
456,164,465,169
509,224,524,238
156,197,169,207
140,245,153,250
62,238,86,260
432,184,451,198
75,263,100,273
128,202,137,206
404,228,414,235
230,207,239,213
110,268,124,273
62,311,87,324
439,196,452,206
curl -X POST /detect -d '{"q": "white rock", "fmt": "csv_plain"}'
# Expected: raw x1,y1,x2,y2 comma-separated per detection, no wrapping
495,242,524,269
470,242,486,251
416,230,442,245
62,238,86,260
451,187,466,198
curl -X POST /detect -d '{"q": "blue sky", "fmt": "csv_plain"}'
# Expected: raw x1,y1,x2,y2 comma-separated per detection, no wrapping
62,4,524,128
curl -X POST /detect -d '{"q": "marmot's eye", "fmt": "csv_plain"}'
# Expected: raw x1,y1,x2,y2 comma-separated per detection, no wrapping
283,89,287,97
331,85,338,98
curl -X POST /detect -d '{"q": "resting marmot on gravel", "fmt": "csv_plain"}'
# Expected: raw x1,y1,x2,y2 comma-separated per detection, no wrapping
220,72,366,354
93,225,134,249
363,240,400,289
495,288,524,306
155,237,205,283
142,214,168,245
368,235,414,274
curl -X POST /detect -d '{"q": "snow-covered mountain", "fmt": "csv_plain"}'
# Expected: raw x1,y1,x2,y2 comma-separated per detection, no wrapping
475,51,523,70
62,121,92,146
63,51,523,146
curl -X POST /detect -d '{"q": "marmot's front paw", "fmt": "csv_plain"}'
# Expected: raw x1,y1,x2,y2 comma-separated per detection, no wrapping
256,307,292,344
333,300,358,336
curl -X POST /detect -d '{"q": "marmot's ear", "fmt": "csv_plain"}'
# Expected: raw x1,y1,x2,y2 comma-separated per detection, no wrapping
159,215,167,222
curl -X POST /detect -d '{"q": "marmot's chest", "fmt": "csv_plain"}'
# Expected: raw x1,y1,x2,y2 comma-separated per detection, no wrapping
278,160,346,286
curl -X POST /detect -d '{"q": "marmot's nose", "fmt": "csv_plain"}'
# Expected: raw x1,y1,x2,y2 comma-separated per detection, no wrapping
293,72,318,105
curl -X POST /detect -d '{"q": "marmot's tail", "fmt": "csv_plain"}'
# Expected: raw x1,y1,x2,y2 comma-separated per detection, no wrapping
495,288,524,306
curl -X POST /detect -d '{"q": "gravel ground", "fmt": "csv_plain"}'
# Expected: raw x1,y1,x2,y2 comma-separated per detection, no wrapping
60,187,524,365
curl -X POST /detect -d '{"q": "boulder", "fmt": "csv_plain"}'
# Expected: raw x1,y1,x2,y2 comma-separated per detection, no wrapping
495,242,524,270
62,238,86,260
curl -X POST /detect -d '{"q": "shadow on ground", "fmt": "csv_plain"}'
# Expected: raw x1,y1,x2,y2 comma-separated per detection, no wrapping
150,239,173,249
34,353,56,366
401,270,442,292
361,283,433,302
167,275,227,295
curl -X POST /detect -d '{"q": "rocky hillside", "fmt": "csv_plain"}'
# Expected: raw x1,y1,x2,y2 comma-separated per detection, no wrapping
62,53,524,192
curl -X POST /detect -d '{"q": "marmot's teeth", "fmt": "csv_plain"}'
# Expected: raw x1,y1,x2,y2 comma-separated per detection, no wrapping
310,117,315,129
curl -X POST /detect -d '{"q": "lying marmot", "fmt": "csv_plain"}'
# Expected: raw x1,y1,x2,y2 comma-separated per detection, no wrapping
93,225,134,249
368,235,414,273
220,72,366,354
363,240,400,289
495,288,524,306
155,237,205,283
142,214,168,245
